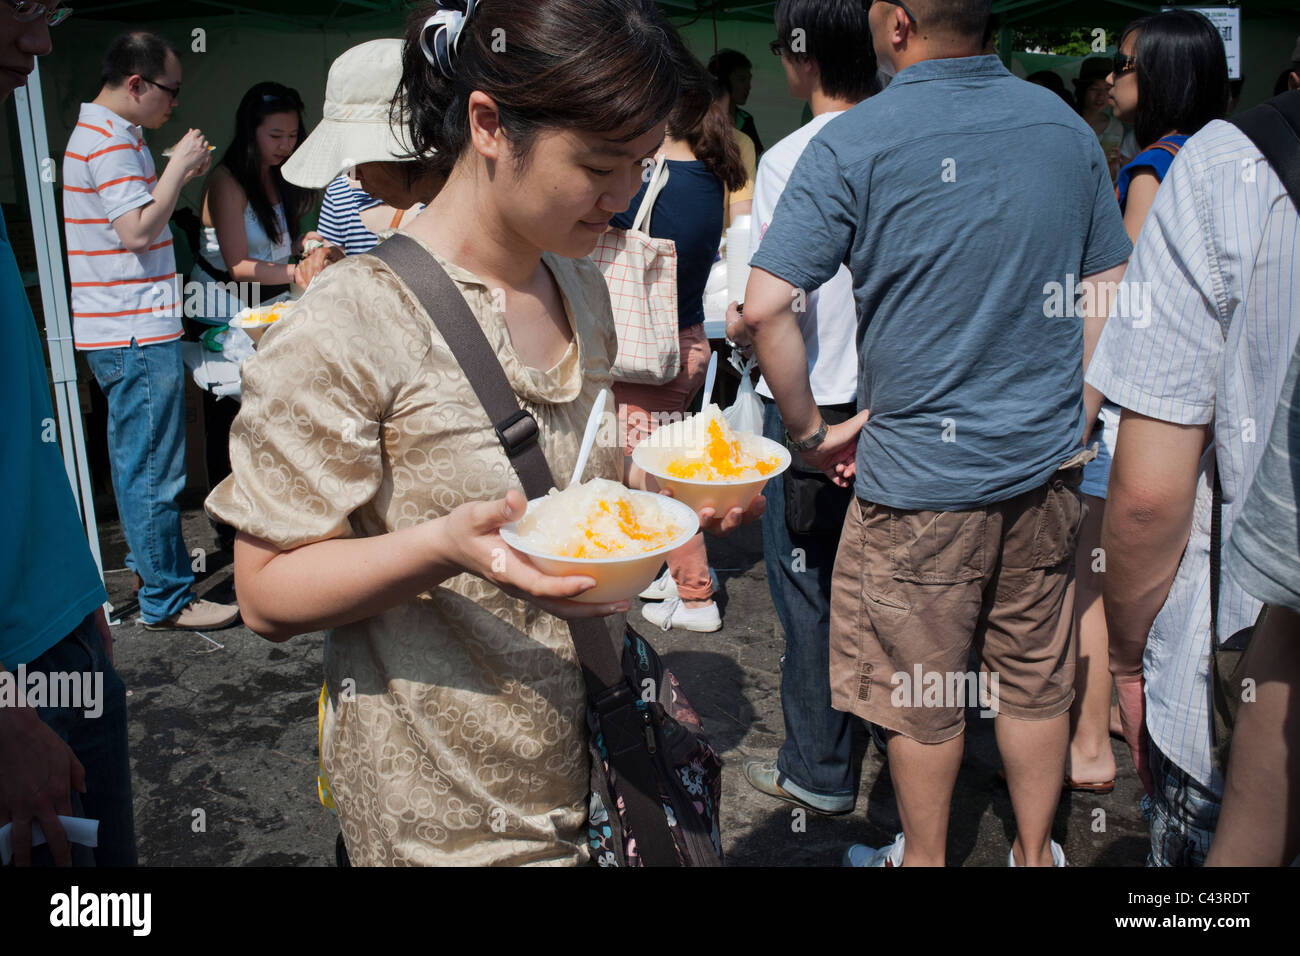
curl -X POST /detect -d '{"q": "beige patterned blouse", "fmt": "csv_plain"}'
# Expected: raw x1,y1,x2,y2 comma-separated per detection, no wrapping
206,232,625,866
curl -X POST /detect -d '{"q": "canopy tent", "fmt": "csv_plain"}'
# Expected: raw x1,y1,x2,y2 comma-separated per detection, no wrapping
7,1,1300,614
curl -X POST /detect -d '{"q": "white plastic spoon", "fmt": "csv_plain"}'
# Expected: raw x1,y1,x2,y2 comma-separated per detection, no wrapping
702,350,719,409
568,388,609,488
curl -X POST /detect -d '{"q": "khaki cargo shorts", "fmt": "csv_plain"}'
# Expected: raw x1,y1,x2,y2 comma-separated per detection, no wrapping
828,449,1092,744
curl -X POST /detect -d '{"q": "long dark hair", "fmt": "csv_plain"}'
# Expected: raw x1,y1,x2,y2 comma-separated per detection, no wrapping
1120,10,1228,148
396,0,702,181
219,82,314,246
668,76,747,193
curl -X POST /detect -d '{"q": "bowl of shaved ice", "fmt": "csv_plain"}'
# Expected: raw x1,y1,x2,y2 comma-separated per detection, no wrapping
229,302,290,346
631,404,791,516
498,478,700,604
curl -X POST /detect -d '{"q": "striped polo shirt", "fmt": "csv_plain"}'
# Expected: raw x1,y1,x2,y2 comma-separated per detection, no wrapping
63,103,181,351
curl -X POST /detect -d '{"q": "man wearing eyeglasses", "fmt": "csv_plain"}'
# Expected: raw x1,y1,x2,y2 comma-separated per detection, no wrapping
740,0,1131,866
64,31,237,633
0,0,139,868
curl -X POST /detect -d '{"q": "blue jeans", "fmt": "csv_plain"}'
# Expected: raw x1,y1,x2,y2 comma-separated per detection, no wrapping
1145,740,1221,867
31,614,137,866
84,339,194,622
761,399,857,809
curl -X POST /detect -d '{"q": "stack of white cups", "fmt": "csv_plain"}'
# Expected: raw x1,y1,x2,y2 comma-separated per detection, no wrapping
725,214,752,306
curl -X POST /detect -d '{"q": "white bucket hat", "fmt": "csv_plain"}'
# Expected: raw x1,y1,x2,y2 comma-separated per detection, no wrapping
282,38,418,189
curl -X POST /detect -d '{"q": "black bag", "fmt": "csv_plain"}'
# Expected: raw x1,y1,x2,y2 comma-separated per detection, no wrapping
783,401,856,535
368,235,722,867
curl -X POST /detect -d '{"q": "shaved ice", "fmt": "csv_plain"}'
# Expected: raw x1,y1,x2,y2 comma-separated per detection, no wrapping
642,404,780,482
513,478,686,559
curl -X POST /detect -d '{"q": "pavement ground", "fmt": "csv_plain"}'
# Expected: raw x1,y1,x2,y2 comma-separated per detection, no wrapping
100,502,1150,866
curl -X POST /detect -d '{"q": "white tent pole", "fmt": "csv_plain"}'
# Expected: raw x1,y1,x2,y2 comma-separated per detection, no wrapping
14,61,116,624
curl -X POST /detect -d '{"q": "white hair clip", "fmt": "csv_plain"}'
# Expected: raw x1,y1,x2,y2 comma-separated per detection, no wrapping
421,0,479,79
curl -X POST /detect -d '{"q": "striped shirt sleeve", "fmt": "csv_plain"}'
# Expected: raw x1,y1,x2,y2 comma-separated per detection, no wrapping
316,177,354,247
85,138,157,224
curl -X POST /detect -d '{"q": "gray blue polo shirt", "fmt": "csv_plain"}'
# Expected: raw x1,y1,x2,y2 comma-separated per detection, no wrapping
750,55,1131,510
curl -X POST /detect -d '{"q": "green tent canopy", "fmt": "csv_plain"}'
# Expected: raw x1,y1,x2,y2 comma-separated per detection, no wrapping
75,0,1300,29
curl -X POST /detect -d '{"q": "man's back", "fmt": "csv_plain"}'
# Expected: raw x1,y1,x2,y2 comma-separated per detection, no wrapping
752,55,1131,511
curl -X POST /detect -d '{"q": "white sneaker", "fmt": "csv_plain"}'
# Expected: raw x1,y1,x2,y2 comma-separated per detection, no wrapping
638,568,720,601
844,832,905,867
1007,840,1068,867
641,596,722,633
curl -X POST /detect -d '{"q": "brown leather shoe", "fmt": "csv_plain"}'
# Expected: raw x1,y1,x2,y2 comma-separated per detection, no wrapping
143,599,240,631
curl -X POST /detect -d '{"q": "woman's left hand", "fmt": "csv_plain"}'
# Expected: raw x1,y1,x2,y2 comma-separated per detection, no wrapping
660,486,765,536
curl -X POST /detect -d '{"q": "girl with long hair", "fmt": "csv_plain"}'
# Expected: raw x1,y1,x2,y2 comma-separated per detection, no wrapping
194,82,324,309
1070,8,1228,795
206,0,756,866
190,82,334,506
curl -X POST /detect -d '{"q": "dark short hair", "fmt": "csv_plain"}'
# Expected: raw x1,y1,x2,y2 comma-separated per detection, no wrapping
1120,9,1228,148
101,31,179,88
909,0,991,41
774,0,879,103
707,49,752,85
1026,70,1075,109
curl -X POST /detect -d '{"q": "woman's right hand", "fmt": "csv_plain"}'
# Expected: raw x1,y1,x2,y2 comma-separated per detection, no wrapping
168,128,212,183
443,490,631,619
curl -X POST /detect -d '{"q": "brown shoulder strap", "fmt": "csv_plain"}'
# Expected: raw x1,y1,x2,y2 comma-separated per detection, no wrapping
367,234,553,498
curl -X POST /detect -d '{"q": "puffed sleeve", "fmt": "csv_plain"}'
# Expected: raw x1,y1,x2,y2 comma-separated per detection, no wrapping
205,257,418,549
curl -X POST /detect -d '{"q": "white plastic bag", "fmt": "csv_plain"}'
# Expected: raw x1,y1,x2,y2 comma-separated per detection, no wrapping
722,349,763,436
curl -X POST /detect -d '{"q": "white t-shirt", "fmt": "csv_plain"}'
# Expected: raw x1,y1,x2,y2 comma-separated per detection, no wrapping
750,111,858,406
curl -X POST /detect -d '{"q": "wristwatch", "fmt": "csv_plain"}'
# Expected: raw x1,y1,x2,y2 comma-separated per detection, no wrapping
785,419,828,453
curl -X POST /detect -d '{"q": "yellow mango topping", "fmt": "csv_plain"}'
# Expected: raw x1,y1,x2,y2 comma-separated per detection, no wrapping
666,419,779,481
557,496,678,558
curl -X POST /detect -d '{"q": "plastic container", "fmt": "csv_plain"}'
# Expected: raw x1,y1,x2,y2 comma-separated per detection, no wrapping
498,490,700,604
632,433,790,516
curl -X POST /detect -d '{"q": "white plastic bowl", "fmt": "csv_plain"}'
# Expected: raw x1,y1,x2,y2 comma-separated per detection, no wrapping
228,303,289,346
632,432,790,516
497,490,700,604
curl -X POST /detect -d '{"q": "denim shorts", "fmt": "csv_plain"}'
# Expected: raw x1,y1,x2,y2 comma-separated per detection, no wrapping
1079,402,1120,499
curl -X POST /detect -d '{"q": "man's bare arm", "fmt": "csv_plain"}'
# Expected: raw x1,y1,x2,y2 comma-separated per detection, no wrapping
1101,410,1207,677
111,129,209,254
741,267,819,441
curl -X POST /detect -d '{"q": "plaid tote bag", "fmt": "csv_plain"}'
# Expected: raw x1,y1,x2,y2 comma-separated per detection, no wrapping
588,155,681,385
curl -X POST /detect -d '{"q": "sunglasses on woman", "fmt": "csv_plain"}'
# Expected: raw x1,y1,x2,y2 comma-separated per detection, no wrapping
1112,51,1137,77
